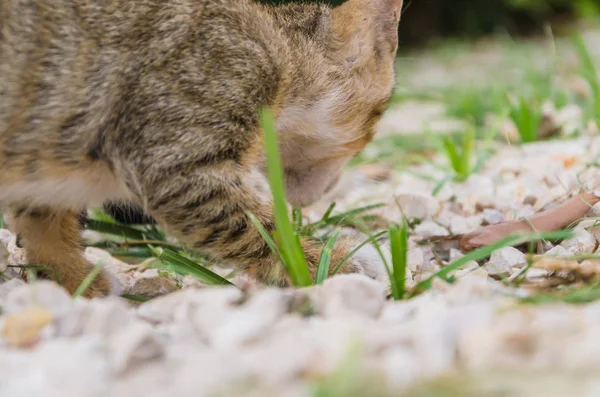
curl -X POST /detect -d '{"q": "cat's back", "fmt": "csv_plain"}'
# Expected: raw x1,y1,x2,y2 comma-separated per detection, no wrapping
0,0,286,206
0,0,284,162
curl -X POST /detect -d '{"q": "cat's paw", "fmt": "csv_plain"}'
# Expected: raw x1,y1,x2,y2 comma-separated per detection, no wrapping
348,243,391,283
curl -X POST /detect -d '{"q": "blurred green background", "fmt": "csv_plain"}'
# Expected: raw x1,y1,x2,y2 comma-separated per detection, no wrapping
263,0,600,47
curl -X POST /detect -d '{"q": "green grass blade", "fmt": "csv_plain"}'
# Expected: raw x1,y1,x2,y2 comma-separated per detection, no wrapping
85,219,148,241
72,262,104,298
413,230,574,294
247,212,283,262
389,221,408,300
510,97,541,143
151,247,235,287
121,294,152,303
316,228,341,284
316,203,386,228
321,203,337,222
443,137,462,175
260,109,312,287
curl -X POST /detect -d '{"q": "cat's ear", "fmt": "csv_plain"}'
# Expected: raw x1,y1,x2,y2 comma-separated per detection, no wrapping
330,0,403,66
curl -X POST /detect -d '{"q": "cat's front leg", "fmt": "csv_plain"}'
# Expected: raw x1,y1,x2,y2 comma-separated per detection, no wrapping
128,157,386,285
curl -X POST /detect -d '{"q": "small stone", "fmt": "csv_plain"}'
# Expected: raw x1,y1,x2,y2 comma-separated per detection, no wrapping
108,321,163,374
544,245,570,258
394,192,439,220
314,274,386,319
1,306,53,348
130,268,179,298
0,278,25,302
407,244,424,272
556,104,584,136
422,259,441,273
414,221,449,238
449,249,479,271
524,268,551,280
0,229,11,273
449,215,470,235
483,209,504,225
0,229,27,272
579,259,600,277
575,220,600,243
484,247,526,276
3,281,71,316
84,247,135,294
76,297,135,336
138,287,243,346
560,229,596,255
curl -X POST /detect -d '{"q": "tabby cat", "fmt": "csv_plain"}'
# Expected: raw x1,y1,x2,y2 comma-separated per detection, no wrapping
0,0,403,296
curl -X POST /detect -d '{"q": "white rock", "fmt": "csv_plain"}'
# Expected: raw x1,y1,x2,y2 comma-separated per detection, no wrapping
560,228,596,254
449,215,470,235
407,244,424,272
483,209,504,224
313,274,386,319
587,201,600,218
484,247,526,276
545,245,570,258
42,296,136,339
556,104,584,135
414,221,449,238
351,243,391,283
3,281,71,315
137,288,203,324
394,191,439,220
456,175,496,209
190,288,288,348
0,337,112,397
0,229,12,273
575,219,600,243
108,321,163,374
84,247,135,294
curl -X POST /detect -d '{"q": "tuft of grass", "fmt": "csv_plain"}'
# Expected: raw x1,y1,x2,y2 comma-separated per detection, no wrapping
260,108,312,287
388,220,408,300
571,33,600,129
86,209,230,286
150,246,234,287
303,203,386,236
412,229,574,295
508,95,542,143
442,127,475,182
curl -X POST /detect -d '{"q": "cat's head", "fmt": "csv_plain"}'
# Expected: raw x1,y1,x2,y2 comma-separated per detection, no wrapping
274,0,403,207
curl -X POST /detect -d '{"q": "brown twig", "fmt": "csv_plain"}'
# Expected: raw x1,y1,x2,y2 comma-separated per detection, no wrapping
459,192,600,251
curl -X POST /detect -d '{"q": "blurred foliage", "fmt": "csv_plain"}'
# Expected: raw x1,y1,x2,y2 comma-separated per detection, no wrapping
262,0,600,47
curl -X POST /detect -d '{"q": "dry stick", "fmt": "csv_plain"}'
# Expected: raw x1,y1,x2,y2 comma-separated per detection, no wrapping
458,192,600,251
